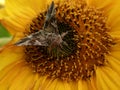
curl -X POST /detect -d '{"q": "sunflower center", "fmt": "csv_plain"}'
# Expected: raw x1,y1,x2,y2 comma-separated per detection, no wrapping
24,1,115,81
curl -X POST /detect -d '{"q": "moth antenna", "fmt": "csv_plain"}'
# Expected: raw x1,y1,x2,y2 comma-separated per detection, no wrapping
43,1,55,29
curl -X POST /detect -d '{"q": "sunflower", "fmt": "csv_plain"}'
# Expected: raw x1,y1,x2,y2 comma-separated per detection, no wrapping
0,0,120,89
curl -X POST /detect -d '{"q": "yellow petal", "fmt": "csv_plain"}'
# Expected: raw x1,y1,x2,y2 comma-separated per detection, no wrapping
96,66,120,90
56,81,77,90
1,7,36,36
39,79,72,90
5,0,47,15
108,7,120,37
29,0,48,13
0,8,7,20
9,66,37,90
111,39,120,51
0,60,26,89
40,78,58,90
0,45,24,70
78,79,96,90
109,31,120,38
0,59,44,90
34,79,80,90
0,0,48,36
0,57,56,90
53,81,67,90
32,76,48,90
87,0,114,9
43,79,59,90
90,76,98,90
107,0,120,27
111,51,120,60
106,55,120,75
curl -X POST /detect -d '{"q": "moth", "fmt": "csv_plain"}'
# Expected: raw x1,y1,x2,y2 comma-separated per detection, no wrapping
15,1,68,50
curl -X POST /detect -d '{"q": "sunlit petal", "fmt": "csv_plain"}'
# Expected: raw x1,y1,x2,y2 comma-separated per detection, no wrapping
0,45,24,70
96,66,120,90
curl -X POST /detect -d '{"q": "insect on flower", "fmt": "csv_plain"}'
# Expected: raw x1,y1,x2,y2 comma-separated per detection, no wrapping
15,1,68,51
1,0,120,88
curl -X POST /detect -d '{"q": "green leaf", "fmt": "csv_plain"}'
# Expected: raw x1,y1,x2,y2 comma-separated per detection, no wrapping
0,24,11,37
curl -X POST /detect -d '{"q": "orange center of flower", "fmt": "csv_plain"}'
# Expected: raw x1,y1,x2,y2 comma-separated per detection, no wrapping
24,1,115,81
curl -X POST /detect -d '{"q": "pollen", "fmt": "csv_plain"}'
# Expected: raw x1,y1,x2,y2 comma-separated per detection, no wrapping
24,1,115,81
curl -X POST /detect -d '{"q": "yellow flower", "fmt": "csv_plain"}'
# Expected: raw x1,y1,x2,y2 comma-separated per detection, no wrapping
0,0,120,89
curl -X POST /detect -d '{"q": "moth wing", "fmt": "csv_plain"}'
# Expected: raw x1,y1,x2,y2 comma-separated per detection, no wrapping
15,30,48,46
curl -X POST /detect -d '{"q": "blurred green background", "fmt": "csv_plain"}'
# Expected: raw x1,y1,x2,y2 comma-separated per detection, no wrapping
0,24,11,47
0,0,11,47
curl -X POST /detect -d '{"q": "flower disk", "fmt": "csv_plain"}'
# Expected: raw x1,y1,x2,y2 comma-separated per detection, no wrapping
24,1,115,81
